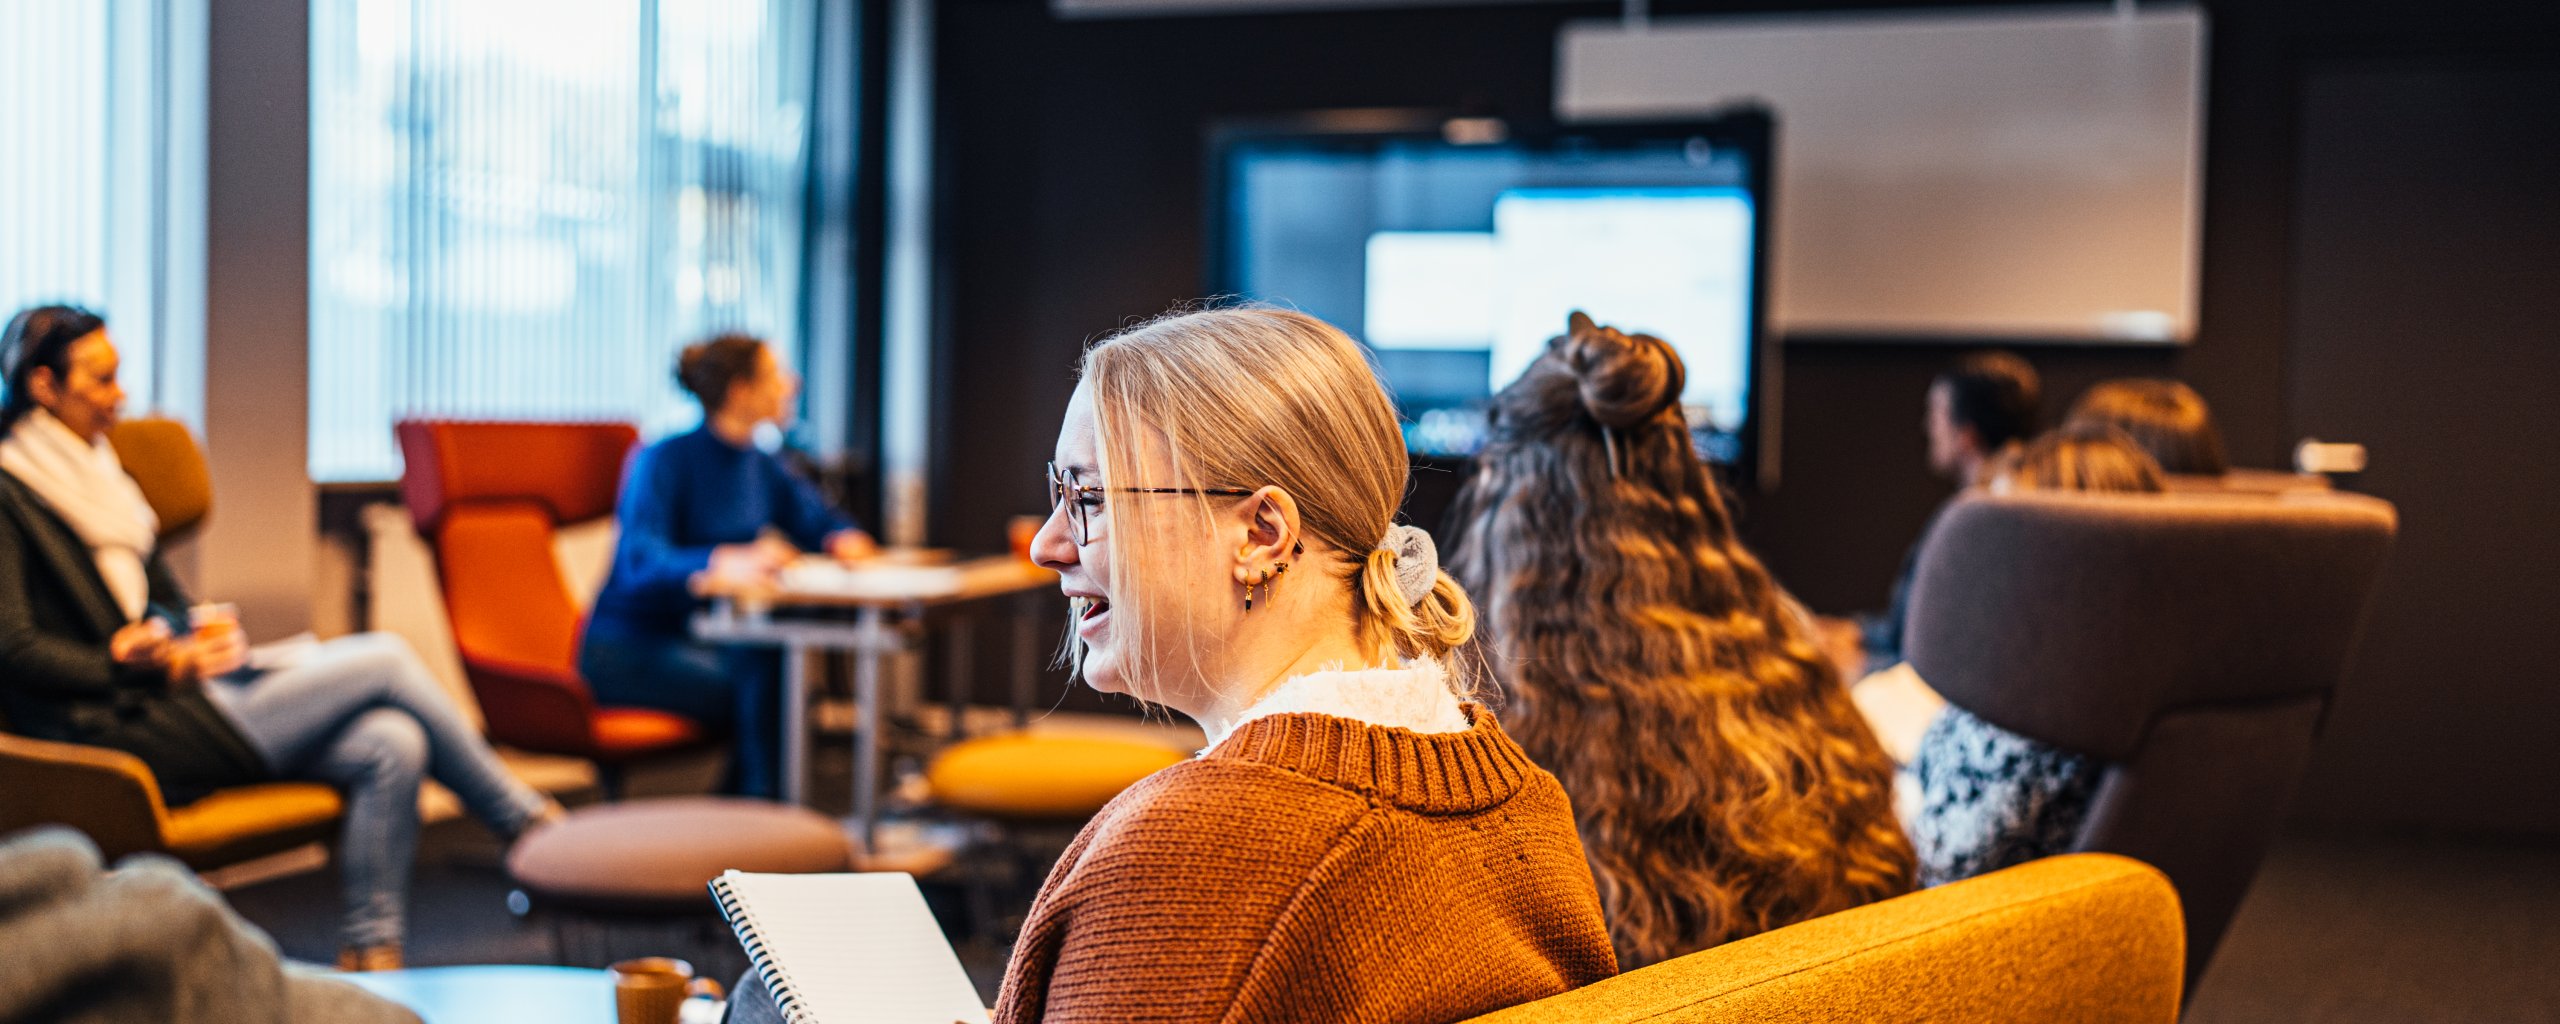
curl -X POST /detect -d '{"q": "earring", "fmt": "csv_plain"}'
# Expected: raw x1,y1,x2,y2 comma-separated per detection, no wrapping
1242,551,1298,612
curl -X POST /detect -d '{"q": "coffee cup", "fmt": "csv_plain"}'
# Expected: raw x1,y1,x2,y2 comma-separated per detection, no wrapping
609,957,723,1024
188,602,239,642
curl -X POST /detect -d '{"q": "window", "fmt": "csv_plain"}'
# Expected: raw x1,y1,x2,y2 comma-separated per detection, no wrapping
0,0,187,418
309,0,819,482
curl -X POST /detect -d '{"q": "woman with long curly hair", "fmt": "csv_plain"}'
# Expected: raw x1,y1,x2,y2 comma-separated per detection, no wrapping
1446,312,1914,968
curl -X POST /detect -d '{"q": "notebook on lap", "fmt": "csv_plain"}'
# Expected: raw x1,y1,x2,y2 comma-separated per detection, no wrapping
709,871,990,1024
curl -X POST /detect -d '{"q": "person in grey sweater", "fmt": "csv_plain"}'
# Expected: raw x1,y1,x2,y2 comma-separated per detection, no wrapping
0,826,417,1024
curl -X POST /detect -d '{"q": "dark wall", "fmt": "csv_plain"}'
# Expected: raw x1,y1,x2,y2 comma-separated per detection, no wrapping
927,0,1611,552
925,0,2560,833
2278,57,2560,833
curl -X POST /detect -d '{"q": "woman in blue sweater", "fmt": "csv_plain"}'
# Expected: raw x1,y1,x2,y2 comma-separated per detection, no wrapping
580,334,876,798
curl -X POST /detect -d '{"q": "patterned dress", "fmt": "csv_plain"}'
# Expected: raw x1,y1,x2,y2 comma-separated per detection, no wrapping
1910,706,2103,887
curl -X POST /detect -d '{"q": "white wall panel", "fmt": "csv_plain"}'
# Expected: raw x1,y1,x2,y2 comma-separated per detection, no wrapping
1560,6,2205,342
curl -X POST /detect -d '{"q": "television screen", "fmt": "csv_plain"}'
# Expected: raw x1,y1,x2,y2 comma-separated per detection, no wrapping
1210,111,1773,473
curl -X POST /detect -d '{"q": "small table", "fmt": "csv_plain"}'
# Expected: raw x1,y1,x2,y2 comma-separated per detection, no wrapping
692,556,1057,848
340,965,612,1024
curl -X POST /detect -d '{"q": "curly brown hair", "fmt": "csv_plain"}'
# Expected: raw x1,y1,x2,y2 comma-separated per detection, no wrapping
1446,313,1915,968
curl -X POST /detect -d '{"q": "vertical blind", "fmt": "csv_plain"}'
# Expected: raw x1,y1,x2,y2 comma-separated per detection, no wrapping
309,0,819,482
0,0,172,415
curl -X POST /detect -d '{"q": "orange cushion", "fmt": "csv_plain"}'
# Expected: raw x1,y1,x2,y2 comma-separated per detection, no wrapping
437,503,583,670
506,797,852,913
926,733,1185,820
591,707,708,758
163,782,344,861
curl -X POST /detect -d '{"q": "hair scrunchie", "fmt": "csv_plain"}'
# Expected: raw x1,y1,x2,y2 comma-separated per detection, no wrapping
1382,524,1439,608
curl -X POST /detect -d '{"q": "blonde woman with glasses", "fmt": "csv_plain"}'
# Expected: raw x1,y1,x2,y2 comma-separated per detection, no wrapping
991,306,1614,1022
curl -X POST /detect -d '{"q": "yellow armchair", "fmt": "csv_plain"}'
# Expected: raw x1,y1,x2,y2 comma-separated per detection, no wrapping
0,729,342,871
1463,853,2185,1024
3,418,340,872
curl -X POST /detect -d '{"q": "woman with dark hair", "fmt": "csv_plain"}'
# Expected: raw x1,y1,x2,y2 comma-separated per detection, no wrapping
0,305,561,970
1444,312,1914,968
2063,378,2227,477
580,333,876,800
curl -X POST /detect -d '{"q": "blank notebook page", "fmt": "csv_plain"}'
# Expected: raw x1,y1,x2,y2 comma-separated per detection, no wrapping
712,871,991,1024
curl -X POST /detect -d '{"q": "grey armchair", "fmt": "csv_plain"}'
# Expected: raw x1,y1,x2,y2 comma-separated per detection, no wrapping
1903,489,2397,989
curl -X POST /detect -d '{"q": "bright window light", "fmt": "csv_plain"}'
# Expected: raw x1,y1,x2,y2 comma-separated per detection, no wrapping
0,0,178,417
308,0,818,482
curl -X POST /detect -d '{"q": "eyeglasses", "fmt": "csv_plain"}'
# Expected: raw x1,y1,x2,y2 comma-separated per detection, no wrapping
1046,462,1256,546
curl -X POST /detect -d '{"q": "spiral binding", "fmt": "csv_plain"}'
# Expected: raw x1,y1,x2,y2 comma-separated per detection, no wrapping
710,874,812,1024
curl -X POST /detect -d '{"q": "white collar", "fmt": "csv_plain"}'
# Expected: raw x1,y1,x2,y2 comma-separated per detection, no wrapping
1203,658,1468,752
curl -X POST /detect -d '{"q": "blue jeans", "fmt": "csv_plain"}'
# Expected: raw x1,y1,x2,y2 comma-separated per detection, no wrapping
204,633,549,950
578,630,783,799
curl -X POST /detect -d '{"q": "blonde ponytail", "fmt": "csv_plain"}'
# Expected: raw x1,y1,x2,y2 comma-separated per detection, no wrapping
1356,545,1477,667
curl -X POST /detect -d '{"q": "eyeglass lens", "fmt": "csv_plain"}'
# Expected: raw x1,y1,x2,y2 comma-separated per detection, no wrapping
1048,463,1091,545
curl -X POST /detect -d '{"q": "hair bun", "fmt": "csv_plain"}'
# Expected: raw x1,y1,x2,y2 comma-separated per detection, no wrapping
1561,311,1685,429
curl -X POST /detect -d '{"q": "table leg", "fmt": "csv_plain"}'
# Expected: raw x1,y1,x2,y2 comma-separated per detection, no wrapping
1012,593,1039,728
782,640,810,808
853,606,887,855
946,618,974,742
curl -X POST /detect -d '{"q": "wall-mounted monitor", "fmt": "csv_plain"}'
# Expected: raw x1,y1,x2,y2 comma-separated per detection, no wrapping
1207,109,1777,484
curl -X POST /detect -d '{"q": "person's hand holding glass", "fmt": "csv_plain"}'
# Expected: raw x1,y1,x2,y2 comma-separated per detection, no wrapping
108,619,174,669
111,604,248,688
177,603,248,684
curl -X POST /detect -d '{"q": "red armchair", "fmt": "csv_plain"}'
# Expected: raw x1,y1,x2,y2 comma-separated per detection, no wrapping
396,421,710,792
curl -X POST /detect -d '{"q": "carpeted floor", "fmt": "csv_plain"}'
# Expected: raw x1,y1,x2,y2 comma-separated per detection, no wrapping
222,777,2560,1020
222,732,1015,999
2184,829,2560,1023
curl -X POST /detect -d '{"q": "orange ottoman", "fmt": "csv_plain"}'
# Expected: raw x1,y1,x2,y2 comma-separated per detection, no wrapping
506,797,852,916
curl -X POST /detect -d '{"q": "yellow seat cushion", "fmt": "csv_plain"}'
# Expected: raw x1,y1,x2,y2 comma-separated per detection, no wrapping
1460,853,2184,1023
927,733,1185,820
163,782,344,867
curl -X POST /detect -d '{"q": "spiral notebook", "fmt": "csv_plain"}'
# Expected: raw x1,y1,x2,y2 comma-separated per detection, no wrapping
709,870,991,1024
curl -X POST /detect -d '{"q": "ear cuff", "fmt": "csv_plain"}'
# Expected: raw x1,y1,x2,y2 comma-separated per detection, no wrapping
1244,561,1289,612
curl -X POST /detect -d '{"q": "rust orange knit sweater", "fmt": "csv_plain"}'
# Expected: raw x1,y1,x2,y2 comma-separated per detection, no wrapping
992,705,1618,1024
